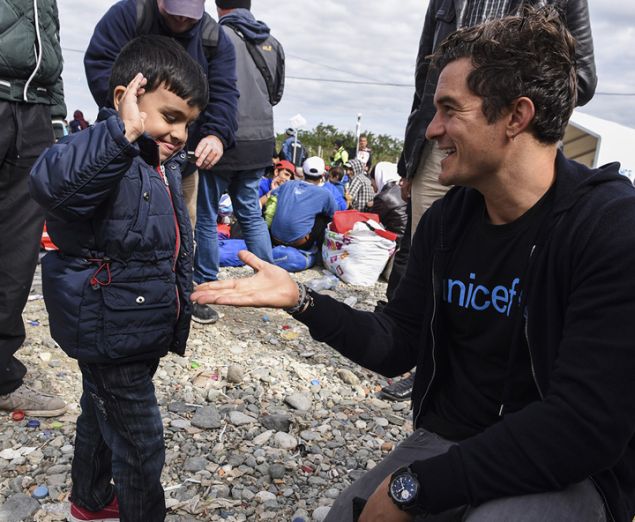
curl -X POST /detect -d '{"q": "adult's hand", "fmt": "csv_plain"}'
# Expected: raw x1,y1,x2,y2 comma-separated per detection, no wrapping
191,251,299,308
119,72,147,143
195,135,224,169
359,476,413,522
399,178,412,202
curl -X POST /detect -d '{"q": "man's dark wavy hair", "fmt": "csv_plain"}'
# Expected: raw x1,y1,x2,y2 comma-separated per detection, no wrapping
431,5,577,144
109,35,208,111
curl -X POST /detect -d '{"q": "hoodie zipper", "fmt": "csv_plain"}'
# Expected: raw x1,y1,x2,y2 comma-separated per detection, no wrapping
524,244,544,400
414,253,439,427
158,165,181,320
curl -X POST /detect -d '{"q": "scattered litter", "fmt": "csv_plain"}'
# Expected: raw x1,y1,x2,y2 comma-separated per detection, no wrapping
27,294,44,301
281,331,300,341
28,320,40,327
27,419,40,429
310,379,320,386
50,421,63,430
262,315,270,322
0,446,37,460
191,361,201,369
32,485,49,499
343,296,358,307
281,325,291,330
11,410,25,421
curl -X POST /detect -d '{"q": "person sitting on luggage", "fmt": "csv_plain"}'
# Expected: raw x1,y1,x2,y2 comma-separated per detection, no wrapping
259,159,295,207
323,165,348,211
266,156,337,251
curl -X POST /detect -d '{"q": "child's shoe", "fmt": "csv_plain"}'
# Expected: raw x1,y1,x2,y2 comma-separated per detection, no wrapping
69,496,119,521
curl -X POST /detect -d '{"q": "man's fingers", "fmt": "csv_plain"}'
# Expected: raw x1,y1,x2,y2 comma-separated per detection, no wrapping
237,250,267,272
195,280,236,291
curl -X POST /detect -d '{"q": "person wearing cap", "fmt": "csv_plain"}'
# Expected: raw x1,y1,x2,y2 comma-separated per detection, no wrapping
192,0,285,323
265,157,337,251
84,0,240,191
259,160,295,207
346,158,375,212
280,127,306,169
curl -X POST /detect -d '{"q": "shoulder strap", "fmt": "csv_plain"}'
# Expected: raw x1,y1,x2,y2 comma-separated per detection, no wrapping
136,0,219,61
135,0,154,35
225,23,278,105
200,14,220,61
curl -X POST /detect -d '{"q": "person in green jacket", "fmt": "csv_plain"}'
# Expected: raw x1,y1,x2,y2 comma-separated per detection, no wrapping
0,0,67,417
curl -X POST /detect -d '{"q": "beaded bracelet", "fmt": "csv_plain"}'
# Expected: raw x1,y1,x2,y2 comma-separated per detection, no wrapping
283,282,314,315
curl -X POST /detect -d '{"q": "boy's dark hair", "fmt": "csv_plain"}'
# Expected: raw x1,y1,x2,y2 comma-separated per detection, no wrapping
329,166,345,182
109,35,208,111
431,6,577,144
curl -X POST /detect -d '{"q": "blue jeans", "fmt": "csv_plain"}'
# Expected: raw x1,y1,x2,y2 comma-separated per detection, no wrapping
326,428,607,522
71,359,165,522
194,168,272,283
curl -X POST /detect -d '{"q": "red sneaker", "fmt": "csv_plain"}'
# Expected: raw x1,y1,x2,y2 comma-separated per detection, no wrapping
69,497,119,521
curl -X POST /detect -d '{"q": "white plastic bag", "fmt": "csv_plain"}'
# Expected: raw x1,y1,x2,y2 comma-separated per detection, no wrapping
322,222,396,286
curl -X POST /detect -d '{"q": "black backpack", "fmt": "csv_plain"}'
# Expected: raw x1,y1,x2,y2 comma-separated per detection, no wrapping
135,0,219,61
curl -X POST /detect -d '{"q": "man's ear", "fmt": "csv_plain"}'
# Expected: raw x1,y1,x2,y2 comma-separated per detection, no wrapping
507,96,535,140
112,85,127,111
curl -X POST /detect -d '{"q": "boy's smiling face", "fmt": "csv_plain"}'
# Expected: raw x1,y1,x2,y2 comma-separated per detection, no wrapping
135,83,200,162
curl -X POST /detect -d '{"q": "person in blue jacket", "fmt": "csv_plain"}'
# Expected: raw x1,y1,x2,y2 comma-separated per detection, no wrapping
29,36,206,522
323,165,348,211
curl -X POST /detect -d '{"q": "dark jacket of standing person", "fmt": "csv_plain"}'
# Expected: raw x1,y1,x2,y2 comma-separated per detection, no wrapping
0,0,67,135
214,7,285,170
398,0,597,179
84,0,239,150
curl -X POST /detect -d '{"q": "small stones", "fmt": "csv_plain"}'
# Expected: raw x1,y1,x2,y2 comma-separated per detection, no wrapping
191,406,221,429
259,414,291,432
337,369,360,385
273,432,297,450
285,393,312,411
226,364,244,384
0,493,40,522
268,463,286,479
228,411,256,426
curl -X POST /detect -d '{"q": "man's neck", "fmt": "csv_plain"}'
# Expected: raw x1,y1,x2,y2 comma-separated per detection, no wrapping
481,142,557,225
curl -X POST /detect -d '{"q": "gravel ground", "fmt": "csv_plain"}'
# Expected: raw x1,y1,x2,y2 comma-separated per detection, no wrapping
0,263,413,522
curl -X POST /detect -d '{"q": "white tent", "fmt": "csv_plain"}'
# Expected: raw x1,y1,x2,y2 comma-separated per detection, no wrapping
563,111,635,182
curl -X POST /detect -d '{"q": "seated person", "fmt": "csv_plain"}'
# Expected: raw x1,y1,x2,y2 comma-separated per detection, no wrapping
323,165,348,211
259,159,295,207
371,161,407,239
266,156,337,250
346,158,375,211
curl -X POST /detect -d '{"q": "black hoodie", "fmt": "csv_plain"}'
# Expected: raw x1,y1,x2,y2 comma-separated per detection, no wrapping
296,151,635,521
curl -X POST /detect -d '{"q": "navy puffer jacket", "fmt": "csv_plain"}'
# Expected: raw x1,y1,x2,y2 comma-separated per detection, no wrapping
29,108,193,362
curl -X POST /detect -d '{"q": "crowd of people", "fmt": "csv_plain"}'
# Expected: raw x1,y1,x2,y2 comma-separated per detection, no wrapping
1,0,634,521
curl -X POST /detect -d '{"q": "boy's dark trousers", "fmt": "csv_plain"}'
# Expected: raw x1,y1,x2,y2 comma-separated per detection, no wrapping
71,359,166,522
0,101,53,394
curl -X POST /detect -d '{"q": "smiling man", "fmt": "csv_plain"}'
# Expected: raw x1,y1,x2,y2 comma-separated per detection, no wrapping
190,7,635,522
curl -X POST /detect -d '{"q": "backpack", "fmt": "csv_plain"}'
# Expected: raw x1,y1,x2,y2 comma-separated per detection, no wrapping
223,22,285,106
135,0,219,61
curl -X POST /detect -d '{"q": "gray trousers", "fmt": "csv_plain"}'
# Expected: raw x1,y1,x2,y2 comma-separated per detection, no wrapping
325,429,607,522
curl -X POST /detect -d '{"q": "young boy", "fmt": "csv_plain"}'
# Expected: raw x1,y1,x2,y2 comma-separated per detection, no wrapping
323,165,348,211
29,36,208,522
259,159,295,207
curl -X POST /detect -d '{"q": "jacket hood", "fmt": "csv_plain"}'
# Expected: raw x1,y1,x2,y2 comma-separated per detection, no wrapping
374,161,400,192
219,9,270,43
551,150,626,215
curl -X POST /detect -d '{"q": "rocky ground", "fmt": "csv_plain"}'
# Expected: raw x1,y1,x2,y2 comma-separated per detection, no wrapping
0,264,413,522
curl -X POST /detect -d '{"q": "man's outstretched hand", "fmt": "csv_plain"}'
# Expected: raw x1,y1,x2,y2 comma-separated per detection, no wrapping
191,251,299,309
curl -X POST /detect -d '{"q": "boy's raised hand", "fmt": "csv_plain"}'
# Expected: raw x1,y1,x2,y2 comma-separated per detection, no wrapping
191,251,299,309
120,73,148,142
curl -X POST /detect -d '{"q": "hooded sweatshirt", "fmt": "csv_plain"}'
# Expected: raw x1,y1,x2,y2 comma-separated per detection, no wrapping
294,152,635,521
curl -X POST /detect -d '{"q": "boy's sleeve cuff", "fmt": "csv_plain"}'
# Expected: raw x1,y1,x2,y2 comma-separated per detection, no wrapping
106,115,139,158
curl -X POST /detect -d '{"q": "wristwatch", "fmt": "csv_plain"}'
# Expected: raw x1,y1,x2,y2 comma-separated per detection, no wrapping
388,466,426,515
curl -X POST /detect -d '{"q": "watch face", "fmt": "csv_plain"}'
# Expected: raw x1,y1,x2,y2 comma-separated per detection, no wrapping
390,473,418,504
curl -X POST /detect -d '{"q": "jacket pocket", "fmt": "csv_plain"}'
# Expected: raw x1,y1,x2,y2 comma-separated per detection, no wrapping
98,278,177,359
